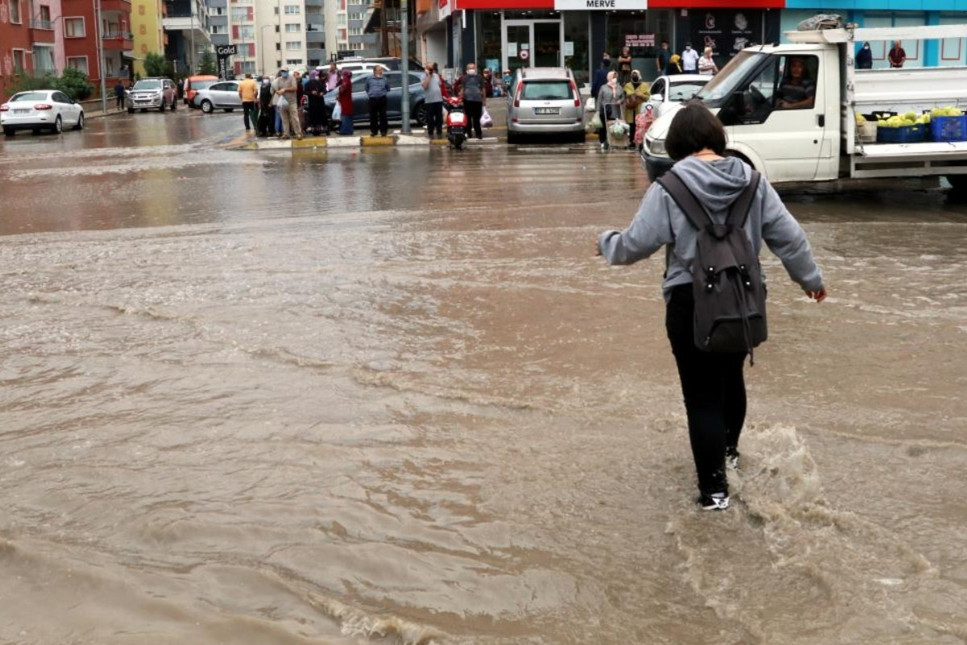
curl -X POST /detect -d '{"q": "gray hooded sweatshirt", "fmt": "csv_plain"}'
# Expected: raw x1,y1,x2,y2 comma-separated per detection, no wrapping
598,156,823,299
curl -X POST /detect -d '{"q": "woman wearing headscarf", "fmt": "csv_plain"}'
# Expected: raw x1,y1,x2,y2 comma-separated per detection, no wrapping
337,69,354,135
305,70,328,135
856,41,873,69
665,53,683,76
596,70,624,151
623,69,650,150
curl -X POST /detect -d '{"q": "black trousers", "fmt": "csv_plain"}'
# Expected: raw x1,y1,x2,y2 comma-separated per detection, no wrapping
242,101,256,130
426,101,443,136
464,100,483,139
368,96,388,135
665,285,747,496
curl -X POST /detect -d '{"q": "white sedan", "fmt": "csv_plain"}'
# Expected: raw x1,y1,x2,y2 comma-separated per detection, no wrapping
1,89,85,136
642,74,710,120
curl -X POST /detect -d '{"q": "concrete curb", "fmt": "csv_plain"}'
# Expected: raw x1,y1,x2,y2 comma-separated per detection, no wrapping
226,130,599,151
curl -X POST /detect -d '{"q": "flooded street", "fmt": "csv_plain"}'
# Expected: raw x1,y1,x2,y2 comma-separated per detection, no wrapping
1,112,966,644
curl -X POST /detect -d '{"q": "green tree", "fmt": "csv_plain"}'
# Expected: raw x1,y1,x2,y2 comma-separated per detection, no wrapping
143,52,168,77
199,50,217,76
55,68,94,100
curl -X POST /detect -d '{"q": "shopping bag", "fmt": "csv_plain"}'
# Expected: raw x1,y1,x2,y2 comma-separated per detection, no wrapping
584,97,596,113
590,111,602,130
277,95,288,110
481,107,493,128
332,102,342,121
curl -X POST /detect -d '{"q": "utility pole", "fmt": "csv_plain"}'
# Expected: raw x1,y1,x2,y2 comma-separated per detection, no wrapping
400,0,409,133
189,0,195,74
95,0,107,113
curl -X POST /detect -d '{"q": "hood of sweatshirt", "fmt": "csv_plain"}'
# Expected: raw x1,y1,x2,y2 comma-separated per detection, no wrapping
669,156,752,217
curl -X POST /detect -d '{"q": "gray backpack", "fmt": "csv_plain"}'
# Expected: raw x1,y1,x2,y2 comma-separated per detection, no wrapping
657,169,767,361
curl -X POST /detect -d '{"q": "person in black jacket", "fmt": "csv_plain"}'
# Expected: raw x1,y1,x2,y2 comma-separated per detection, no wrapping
591,54,611,105
257,77,275,137
856,42,873,69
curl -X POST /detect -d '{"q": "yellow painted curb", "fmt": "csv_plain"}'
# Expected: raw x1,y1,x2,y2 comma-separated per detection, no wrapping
292,137,324,148
360,135,396,146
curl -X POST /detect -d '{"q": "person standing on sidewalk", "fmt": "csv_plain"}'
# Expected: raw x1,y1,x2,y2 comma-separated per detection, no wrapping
238,73,259,133
365,65,389,137
114,80,125,111
337,70,355,135
681,43,699,73
326,63,340,92
272,68,302,140
421,62,445,139
305,70,328,135
456,63,485,140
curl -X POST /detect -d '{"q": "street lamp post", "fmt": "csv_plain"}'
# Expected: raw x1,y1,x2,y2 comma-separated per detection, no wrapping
400,0,410,133
94,0,107,113
189,0,196,74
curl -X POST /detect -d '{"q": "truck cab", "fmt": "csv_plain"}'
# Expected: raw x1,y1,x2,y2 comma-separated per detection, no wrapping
642,23,967,191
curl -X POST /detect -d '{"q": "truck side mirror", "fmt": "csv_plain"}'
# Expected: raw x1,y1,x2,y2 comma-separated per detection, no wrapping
718,93,742,126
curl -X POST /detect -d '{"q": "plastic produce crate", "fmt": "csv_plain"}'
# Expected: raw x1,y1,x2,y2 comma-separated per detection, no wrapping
876,124,927,144
929,115,967,142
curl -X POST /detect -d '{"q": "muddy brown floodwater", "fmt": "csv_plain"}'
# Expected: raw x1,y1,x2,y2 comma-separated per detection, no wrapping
1,125,966,644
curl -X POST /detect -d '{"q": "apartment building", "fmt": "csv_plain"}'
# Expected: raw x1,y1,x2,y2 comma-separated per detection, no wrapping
163,0,211,75
129,0,166,77
0,0,60,100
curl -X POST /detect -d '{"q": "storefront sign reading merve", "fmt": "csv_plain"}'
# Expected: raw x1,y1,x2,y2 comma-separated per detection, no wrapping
554,0,646,10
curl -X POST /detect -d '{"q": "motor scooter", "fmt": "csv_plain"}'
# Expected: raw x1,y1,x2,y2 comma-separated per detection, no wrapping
445,97,467,150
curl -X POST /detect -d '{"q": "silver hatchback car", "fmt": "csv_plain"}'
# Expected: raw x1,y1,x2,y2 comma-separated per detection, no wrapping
506,67,585,144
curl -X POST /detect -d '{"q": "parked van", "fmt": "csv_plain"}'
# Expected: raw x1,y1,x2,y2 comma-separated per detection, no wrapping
642,23,967,194
183,75,219,106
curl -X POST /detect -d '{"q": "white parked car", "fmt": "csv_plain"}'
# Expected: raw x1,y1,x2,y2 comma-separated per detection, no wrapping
1,89,85,136
642,74,710,119
192,81,242,113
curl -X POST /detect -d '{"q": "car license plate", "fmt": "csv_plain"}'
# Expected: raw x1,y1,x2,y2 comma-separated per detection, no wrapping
534,107,559,115
13,109,29,114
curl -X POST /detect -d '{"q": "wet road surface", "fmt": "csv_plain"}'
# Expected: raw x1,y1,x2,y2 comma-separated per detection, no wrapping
1,110,967,644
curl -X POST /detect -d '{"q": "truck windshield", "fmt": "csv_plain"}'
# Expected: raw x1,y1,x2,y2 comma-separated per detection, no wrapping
695,51,769,107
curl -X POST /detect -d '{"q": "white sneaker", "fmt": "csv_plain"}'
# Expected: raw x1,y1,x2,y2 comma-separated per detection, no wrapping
698,492,730,511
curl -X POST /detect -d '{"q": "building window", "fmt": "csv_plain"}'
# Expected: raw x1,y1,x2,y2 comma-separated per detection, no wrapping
34,45,55,73
285,23,300,32
9,0,22,24
337,14,346,25
286,58,303,65
285,41,302,50
284,5,300,14
11,50,25,73
64,17,85,37
238,25,255,38
67,56,89,74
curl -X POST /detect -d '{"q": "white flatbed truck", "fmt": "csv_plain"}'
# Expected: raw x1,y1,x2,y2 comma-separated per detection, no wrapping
641,23,967,193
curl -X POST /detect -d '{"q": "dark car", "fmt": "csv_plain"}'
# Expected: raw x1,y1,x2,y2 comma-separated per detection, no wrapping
324,70,427,127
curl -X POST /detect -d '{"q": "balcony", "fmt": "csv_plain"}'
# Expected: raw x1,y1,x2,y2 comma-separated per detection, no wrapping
99,0,132,14
306,28,325,45
102,31,134,50
30,19,56,43
304,0,324,6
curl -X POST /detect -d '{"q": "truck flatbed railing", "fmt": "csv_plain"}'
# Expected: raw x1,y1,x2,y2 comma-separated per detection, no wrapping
786,23,967,44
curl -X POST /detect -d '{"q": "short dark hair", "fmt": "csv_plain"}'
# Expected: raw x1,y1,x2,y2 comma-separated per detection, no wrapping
665,101,727,161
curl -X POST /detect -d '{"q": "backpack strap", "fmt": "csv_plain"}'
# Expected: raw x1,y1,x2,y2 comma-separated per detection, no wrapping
725,170,761,228
655,170,713,231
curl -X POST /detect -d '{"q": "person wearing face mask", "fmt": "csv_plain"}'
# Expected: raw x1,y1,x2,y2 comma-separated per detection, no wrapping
623,70,650,150
272,68,303,140
596,70,624,151
456,63,486,140
856,41,873,70
681,43,699,73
